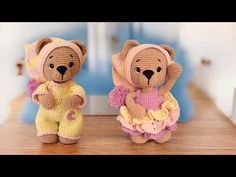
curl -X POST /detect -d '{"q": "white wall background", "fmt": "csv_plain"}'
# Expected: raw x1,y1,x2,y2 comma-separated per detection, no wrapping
87,22,111,73
0,23,85,124
141,22,180,42
179,23,236,118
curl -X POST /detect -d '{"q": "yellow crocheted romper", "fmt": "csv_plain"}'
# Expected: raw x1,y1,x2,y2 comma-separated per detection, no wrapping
32,80,87,140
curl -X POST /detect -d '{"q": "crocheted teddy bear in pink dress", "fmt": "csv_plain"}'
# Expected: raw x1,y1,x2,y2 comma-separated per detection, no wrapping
108,40,182,144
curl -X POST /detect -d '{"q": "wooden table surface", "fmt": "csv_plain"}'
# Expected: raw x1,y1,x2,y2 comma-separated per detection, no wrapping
1,84,236,154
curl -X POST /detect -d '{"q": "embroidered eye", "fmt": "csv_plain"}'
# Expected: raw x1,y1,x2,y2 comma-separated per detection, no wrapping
49,63,54,69
69,62,74,68
135,67,141,73
157,67,162,72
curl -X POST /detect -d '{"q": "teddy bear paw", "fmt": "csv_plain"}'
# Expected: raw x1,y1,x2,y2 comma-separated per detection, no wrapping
130,135,148,144
129,104,146,119
59,137,78,145
155,131,172,143
39,134,58,144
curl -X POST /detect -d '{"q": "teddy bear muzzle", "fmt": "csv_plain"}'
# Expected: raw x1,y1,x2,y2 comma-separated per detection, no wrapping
143,69,154,84
56,65,67,76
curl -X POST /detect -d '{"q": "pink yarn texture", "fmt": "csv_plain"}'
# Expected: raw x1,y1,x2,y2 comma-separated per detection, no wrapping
108,86,129,109
121,124,177,140
135,88,165,110
27,79,42,97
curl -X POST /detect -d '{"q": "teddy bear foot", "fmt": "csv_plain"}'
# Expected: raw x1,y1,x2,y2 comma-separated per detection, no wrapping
155,132,172,144
39,134,58,144
59,137,78,145
130,135,148,144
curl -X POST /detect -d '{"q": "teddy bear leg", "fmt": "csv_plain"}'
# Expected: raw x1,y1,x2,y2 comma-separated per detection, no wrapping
35,109,59,144
155,131,172,143
58,110,83,145
130,135,148,144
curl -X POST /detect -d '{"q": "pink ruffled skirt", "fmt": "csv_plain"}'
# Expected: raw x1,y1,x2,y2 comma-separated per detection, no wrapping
116,92,180,140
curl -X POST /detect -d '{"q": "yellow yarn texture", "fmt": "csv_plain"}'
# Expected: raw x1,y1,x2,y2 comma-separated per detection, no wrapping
33,80,86,140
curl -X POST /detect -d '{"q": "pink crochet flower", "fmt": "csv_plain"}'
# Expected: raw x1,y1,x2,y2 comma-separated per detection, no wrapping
108,86,128,109
67,111,76,120
27,79,42,97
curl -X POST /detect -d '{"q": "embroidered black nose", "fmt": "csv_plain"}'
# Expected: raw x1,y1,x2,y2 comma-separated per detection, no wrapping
143,70,154,80
56,66,67,75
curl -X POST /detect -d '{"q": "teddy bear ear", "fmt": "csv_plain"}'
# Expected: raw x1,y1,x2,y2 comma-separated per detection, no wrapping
160,44,175,60
119,40,140,60
70,40,87,57
35,37,52,55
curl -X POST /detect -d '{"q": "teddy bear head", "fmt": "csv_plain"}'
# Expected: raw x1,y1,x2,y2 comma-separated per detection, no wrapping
118,40,180,91
130,47,168,88
109,39,182,109
35,37,86,83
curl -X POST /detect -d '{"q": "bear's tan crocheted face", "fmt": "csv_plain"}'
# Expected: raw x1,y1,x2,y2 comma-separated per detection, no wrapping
43,47,81,83
130,48,168,88
119,40,176,90
35,38,86,84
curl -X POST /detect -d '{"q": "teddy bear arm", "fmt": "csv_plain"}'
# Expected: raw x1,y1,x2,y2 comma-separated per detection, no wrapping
125,92,146,119
38,94,56,110
31,82,55,109
125,92,136,107
159,63,182,96
64,95,84,109
158,77,176,96
168,63,183,79
68,84,87,108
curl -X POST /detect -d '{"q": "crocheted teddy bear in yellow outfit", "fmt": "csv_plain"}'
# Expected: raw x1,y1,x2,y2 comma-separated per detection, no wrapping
25,37,87,144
